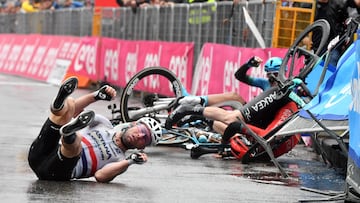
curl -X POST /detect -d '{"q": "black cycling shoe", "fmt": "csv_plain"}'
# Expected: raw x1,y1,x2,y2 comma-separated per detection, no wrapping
223,121,245,144
190,145,218,159
51,77,78,112
94,85,112,101
165,104,204,129
60,110,95,137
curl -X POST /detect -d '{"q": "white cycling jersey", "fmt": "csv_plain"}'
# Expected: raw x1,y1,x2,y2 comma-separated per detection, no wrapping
71,114,131,179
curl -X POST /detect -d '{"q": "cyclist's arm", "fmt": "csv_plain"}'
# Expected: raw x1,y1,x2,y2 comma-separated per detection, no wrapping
234,62,252,84
94,160,130,183
235,56,262,85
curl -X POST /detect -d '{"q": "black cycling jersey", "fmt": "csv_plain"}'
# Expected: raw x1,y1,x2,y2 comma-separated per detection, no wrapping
239,86,292,129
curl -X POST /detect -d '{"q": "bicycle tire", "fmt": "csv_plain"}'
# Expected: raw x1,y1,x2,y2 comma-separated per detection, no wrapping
279,19,330,82
120,66,184,122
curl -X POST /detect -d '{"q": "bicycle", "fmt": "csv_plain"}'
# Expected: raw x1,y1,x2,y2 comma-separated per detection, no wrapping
110,66,242,125
108,66,184,125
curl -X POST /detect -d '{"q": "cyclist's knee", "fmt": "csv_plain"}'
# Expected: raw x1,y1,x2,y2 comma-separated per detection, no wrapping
50,98,76,125
227,92,246,104
224,110,243,124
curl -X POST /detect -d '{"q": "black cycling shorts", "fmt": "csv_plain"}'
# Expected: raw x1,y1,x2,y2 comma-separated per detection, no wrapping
28,118,80,181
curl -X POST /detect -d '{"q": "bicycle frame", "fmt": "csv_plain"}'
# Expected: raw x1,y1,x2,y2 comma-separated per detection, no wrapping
127,97,176,121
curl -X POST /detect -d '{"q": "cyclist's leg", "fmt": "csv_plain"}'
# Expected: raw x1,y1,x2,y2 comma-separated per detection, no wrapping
203,107,244,125
49,79,96,158
177,92,245,107
50,97,76,126
29,77,80,178
212,120,228,135
206,92,246,106
165,104,244,129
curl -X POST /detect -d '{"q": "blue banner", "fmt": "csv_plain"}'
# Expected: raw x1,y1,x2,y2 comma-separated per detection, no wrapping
304,58,335,96
349,33,360,167
299,43,356,120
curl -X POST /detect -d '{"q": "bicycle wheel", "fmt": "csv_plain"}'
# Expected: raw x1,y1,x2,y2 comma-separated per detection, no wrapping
279,19,330,82
120,66,184,122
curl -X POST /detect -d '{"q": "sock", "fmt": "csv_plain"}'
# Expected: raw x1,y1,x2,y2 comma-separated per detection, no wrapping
63,133,77,144
204,118,214,130
200,96,209,106
222,122,244,144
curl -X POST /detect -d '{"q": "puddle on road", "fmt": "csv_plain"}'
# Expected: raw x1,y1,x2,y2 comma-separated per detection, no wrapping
230,159,346,191
234,170,300,187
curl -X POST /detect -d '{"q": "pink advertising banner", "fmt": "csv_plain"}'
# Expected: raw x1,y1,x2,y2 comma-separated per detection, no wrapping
0,34,299,101
192,43,289,102
66,36,100,81
99,38,194,96
0,34,194,94
0,34,81,82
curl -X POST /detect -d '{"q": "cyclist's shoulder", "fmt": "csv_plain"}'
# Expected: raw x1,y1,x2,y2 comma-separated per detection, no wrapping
249,77,269,90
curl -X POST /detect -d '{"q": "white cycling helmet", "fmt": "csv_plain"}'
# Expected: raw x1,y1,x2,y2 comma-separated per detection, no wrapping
136,117,162,145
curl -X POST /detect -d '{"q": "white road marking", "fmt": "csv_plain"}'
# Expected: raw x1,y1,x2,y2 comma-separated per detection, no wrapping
0,81,52,86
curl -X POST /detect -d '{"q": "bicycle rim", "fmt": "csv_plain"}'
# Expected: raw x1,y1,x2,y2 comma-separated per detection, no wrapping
120,66,184,122
279,19,330,82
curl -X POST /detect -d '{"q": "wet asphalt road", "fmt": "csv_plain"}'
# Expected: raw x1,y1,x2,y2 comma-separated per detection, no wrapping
0,73,347,203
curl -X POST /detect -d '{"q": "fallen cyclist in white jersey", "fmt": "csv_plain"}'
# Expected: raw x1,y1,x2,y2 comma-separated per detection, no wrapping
28,76,162,183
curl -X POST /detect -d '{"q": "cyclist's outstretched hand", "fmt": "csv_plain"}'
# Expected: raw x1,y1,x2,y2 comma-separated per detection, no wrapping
94,85,117,101
126,152,148,165
247,56,263,67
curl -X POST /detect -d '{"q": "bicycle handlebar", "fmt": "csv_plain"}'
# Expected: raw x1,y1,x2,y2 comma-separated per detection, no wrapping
268,73,311,107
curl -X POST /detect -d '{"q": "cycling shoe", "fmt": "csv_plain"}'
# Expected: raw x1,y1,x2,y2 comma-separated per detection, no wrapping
51,77,78,112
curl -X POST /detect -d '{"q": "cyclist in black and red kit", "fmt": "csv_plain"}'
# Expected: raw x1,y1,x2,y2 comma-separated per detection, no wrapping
165,56,292,134
166,57,301,159
28,77,162,183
